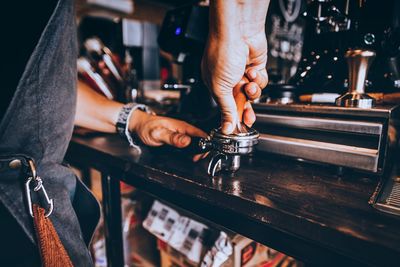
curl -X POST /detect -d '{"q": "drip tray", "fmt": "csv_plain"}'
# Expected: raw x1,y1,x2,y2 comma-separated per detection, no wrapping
372,175,400,216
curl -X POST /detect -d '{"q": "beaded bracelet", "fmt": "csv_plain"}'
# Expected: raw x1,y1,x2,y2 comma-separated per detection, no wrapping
116,103,153,150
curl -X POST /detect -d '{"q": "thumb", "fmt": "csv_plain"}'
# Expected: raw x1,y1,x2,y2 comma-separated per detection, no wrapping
214,86,238,135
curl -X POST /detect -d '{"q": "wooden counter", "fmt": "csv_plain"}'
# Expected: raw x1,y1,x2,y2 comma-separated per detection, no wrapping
66,133,400,267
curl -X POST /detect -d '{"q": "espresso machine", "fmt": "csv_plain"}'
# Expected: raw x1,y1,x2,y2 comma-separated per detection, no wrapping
255,0,400,173
159,1,399,169
254,49,399,174
159,1,400,214
253,0,400,215
287,0,400,95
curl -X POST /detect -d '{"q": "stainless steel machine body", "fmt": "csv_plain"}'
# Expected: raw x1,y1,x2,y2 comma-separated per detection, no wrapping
253,103,400,174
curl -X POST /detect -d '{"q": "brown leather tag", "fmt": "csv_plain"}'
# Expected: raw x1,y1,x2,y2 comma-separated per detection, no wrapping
32,204,73,267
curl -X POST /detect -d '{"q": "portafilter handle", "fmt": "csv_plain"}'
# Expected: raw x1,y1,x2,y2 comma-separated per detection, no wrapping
180,136,212,155
346,49,376,94
335,49,376,108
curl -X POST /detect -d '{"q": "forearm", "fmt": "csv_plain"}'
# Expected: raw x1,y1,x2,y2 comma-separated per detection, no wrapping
209,0,269,41
74,80,206,155
74,80,124,133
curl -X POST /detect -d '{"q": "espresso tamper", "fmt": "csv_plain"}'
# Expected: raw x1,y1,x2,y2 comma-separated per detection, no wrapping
335,49,376,108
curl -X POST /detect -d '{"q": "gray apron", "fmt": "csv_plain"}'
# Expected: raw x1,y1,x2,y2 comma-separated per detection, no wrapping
0,0,100,265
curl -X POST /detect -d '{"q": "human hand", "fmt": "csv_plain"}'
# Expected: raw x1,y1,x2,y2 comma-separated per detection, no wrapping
129,110,208,161
201,0,269,135
202,33,268,134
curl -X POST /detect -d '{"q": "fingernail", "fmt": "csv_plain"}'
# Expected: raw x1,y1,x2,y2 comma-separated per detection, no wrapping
222,122,234,134
248,70,257,80
249,85,257,95
180,135,190,145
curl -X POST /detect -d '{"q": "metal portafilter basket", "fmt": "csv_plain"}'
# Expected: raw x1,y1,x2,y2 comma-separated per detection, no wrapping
183,77,259,176
188,126,259,176
202,77,259,176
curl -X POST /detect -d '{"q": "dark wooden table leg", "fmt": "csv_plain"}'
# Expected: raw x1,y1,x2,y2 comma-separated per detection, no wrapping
81,167,92,189
101,173,124,267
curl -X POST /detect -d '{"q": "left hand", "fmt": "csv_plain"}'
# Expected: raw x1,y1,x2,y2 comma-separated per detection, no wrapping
129,110,208,161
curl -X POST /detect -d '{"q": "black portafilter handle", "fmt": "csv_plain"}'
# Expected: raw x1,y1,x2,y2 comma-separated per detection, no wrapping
151,136,210,157
179,136,212,155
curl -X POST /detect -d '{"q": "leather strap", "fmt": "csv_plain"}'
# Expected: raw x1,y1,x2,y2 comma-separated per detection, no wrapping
22,157,73,266
32,204,73,267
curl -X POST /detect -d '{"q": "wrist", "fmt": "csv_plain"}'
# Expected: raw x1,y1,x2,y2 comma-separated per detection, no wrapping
116,103,153,148
209,0,239,41
209,0,269,41
128,109,149,133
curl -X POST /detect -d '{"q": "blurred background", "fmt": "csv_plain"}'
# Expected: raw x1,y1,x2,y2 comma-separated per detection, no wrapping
73,1,400,266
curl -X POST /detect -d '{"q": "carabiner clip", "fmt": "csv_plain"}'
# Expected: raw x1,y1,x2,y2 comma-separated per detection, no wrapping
24,159,54,218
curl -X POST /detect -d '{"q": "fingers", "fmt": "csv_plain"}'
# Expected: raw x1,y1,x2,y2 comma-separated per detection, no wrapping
236,69,267,106
214,90,238,135
149,118,207,149
168,120,209,160
244,82,262,100
246,68,269,90
151,127,191,148
193,154,203,162
178,121,208,138
192,152,209,162
243,102,256,127
150,121,210,161
242,68,268,102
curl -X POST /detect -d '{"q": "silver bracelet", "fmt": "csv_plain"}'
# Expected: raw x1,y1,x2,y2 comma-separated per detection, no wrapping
116,103,153,150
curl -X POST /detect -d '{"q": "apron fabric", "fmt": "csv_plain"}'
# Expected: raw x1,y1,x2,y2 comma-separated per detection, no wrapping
0,0,100,265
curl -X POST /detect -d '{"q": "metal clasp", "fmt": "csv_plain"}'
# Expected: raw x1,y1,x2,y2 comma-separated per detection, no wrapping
24,159,54,218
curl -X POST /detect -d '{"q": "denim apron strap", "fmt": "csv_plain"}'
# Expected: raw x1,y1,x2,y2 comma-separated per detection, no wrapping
0,0,99,265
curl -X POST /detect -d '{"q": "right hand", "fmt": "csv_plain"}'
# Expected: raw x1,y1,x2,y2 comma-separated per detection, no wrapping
201,30,268,134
